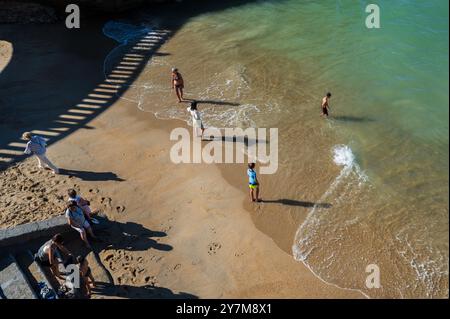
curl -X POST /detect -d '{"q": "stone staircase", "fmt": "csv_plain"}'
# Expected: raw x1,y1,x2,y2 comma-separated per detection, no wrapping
0,251,53,299
0,215,113,299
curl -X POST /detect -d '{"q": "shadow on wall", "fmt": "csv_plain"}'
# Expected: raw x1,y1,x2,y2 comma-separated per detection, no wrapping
0,0,261,172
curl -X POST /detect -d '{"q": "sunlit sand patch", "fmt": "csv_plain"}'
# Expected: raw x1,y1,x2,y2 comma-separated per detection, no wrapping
0,41,13,73
77,103,102,109
59,114,85,121
0,149,23,156
8,142,27,148
30,129,59,137
68,108,94,115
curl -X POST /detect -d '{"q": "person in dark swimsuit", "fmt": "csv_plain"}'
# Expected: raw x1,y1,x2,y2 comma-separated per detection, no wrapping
321,92,332,117
77,255,96,297
171,67,184,102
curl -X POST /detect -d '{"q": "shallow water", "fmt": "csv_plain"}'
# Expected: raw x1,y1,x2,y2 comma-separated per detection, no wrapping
104,0,449,298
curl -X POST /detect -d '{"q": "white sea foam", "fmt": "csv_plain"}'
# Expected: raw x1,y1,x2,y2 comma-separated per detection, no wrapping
292,144,371,298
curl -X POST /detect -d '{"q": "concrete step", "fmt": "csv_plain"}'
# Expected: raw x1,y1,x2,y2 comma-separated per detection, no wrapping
14,250,59,299
0,253,37,299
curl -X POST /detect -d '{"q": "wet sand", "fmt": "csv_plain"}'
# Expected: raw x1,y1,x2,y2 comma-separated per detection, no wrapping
0,19,363,298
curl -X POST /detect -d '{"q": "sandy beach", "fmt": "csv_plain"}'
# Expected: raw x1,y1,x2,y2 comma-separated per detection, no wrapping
0,14,365,298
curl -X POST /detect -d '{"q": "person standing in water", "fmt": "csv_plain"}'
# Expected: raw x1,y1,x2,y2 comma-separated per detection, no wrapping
187,101,205,139
321,92,332,117
171,67,184,102
247,163,261,202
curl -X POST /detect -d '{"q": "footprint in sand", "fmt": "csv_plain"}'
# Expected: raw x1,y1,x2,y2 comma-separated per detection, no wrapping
116,205,126,213
208,242,222,255
144,275,157,286
101,197,112,209
89,188,99,194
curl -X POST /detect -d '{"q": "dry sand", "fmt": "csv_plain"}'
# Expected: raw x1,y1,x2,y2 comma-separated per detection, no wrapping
0,41,12,73
0,19,363,299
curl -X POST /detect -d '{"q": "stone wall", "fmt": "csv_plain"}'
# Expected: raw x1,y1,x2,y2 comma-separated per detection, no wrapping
36,0,173,12
0,0,176,24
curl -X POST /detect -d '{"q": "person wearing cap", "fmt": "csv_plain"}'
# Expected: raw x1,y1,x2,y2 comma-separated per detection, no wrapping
171,67,184,102
22,131,59,174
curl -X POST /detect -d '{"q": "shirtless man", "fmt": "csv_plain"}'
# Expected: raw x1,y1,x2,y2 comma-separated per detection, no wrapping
321,92,332,117
171,67,184,102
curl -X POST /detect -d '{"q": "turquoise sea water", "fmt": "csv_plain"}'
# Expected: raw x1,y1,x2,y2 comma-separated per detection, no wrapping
107,0,449,297
184,0,449,298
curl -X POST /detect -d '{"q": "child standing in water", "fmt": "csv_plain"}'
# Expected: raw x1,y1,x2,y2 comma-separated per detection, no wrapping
247,163,261,202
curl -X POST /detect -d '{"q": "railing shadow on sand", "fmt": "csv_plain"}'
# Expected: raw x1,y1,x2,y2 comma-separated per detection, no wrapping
0,0,263,172
0,27,171,170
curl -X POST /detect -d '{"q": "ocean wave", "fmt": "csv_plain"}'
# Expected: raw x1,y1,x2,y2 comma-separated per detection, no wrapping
292,143,448,298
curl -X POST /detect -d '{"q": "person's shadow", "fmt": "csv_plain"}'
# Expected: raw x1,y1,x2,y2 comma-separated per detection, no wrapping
261,199,332,208
92,281,198,299
183,98,240,106
59,169,124,182
92,217,173,252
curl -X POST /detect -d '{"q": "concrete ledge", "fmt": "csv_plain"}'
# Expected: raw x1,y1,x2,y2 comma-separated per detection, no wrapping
0,216,70,248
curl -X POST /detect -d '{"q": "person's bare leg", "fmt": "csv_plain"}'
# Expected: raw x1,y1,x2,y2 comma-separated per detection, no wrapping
84,279,91,297
81,206,92,220
86,227,97,240
50,264,63,280
201,128,205,139
88,273,96,288
176,88,182,102
179,87,184,101
249,189,255,202
80,231,91,248
256,187,261,202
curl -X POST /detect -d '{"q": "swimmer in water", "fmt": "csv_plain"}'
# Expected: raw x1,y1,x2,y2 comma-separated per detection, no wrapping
321,92,332,117
171,67,184,103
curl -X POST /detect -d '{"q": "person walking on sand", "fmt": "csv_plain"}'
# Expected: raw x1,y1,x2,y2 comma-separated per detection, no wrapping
171,67,184,102
67,189,99,225
65,201,99,248
22,132,59,174
321,92,332,117
247,163,261,202
187,101,205,139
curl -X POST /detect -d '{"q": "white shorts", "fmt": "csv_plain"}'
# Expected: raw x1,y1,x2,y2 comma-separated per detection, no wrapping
71,220,90,233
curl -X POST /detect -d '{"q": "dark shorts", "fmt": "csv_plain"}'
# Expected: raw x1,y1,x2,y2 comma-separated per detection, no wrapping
175,84,184,89
322,107,329,116
40,259,52,267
